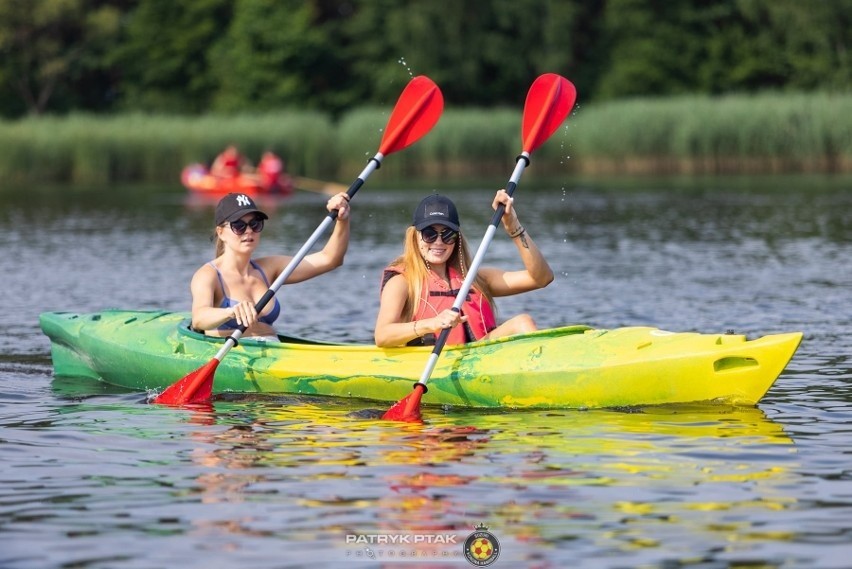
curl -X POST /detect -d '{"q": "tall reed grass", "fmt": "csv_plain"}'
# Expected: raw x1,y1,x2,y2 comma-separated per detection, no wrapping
0,111,338,186
336,107,530,181
569,92,852,174
1,92,848,187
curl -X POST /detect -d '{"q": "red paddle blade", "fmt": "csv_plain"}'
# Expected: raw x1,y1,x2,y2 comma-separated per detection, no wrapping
153,359,219,405
522,73,577,154
378,76,443,156
382,385,425,422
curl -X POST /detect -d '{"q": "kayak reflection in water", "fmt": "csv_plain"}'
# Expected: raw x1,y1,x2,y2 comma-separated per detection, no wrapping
374,190,553,348
190,192,351,341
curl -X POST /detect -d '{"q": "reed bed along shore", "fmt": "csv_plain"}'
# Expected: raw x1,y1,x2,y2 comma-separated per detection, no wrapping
571,91,852,175
1,92,849,187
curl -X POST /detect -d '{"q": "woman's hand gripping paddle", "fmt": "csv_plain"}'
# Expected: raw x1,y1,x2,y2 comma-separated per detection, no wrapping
154,76,444,406
382,73,576,422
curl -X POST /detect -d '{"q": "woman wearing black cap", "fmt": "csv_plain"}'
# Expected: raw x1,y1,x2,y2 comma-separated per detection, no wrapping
374,189,553,348
190,191,351,341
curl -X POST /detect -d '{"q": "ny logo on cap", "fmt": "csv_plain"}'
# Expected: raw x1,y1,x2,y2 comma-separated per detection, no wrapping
236,194,251,207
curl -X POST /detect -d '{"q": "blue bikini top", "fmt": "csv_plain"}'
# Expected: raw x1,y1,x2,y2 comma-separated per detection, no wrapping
210,260,281,330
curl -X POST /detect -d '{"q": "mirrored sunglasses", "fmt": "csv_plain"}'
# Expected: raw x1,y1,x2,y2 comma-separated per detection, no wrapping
420,226,458,244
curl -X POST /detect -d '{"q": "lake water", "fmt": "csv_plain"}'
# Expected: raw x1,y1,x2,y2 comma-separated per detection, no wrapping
1,176,851,568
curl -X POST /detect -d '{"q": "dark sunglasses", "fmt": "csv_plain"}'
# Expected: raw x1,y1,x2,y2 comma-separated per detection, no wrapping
228,216,264,235
420,226,458,244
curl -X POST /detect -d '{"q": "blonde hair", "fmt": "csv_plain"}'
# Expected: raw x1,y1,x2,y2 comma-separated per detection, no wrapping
213,225,226,257
388,226,495,321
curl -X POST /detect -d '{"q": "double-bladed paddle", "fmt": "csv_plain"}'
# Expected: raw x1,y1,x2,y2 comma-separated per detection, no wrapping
154,76,444,406
382,73,577,422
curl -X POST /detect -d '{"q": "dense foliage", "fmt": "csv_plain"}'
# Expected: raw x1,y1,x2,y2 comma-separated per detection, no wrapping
1,0,850,118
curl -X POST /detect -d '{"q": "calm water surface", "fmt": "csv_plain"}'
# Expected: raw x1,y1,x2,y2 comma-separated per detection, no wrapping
1,176,850,568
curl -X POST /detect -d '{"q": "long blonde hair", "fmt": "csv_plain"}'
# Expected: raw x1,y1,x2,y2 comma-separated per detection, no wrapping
388,226,495,321
213,225,226,257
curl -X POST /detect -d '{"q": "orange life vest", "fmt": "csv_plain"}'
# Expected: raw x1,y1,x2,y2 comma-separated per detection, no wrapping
382,265,496,345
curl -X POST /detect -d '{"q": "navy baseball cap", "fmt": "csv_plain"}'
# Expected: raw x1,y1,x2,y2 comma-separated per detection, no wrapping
215,193,269,225
412,194,460,231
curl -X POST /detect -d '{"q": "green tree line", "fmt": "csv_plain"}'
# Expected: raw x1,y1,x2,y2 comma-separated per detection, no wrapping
1,0,850,119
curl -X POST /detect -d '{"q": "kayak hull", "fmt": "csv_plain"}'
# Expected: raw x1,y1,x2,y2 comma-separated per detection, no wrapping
39,310,803,409
181,163,293,196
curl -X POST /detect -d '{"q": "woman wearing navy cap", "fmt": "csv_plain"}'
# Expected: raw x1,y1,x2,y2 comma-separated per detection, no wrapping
374,189,553,348
190,191,351,341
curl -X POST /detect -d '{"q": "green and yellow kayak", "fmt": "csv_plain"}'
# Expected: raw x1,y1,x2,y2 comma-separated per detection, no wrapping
39,310,802,409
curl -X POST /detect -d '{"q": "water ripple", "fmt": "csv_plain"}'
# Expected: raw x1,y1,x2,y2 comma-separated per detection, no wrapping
2,181,851,568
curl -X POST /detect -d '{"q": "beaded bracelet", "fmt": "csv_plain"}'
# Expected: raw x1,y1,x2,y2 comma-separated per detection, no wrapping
413,320,420,337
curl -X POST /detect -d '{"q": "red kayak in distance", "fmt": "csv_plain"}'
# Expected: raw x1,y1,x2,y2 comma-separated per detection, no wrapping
180,162,294,197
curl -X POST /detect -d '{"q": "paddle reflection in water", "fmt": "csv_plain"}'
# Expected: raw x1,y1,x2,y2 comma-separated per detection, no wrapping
99,393,799,566
376,405,796,565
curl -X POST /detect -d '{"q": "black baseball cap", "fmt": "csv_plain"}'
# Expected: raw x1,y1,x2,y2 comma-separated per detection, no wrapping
412,194,460,231
215,193,269,225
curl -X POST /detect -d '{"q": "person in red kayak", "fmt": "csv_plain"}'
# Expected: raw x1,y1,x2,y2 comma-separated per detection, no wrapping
374,190,553,348
256,151,282,185
210,145,249,179
256,150,293,193
191,191,351,341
